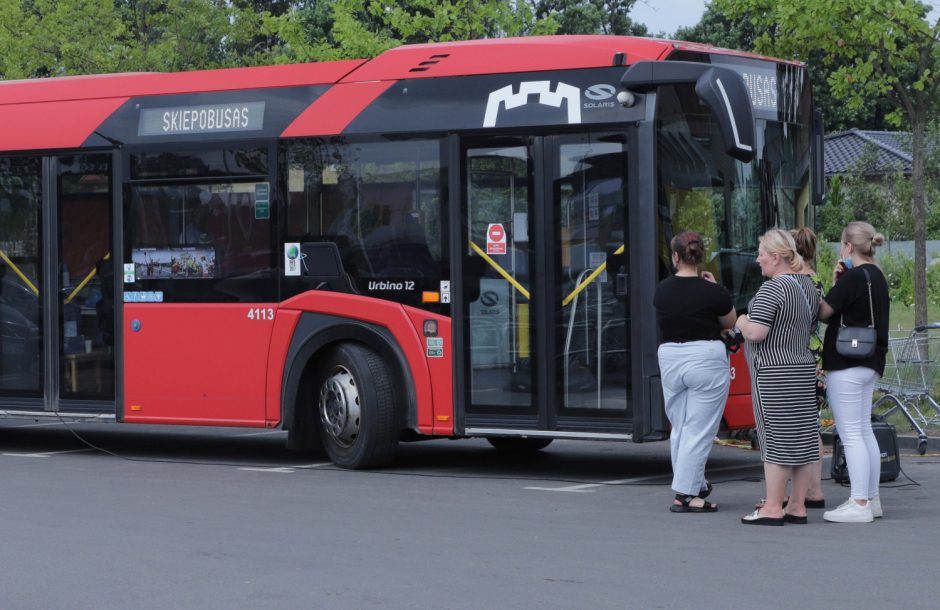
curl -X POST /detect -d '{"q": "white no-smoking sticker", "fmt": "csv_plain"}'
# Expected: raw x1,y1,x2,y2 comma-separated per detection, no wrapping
486,223,507,254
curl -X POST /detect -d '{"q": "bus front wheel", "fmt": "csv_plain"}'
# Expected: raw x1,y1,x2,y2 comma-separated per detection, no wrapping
316,343,399,469
486,437,553,453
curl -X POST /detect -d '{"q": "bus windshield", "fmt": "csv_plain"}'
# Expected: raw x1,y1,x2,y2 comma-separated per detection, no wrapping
655,79,812,313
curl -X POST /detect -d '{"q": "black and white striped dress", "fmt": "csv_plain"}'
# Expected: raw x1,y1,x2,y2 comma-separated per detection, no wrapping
745,273,820,466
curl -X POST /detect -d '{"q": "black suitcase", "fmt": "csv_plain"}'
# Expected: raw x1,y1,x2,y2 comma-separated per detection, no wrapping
831,416,900,483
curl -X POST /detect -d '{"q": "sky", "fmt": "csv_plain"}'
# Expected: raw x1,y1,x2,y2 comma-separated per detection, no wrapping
629,0,939,37
630,0,707,37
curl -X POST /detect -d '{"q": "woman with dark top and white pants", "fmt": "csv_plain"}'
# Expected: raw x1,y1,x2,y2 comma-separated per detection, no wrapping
737,229,820,525
819,221,890,523
655,231,737,513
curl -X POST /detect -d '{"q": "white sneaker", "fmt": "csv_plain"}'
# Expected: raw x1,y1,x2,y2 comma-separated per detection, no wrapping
869,496,883,518
823,498,874,523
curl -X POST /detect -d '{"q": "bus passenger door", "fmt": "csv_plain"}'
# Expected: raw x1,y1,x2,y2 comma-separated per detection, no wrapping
0,154,117,414
550,134,631,422
459,133,630,436
460,139,538,424
56,155,117,408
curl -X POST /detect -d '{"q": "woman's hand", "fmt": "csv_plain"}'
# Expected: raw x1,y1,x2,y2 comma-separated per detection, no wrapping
832,261,847,284
700,271,716,283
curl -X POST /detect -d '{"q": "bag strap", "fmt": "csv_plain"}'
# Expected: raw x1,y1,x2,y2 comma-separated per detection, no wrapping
839,266,875,329
783,274,815,320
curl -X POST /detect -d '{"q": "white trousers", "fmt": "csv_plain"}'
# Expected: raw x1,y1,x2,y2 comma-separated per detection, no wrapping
827,367,881,500
658,340,730,496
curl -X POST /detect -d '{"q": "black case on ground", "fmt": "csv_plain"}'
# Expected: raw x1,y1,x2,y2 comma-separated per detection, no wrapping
831,417,900,483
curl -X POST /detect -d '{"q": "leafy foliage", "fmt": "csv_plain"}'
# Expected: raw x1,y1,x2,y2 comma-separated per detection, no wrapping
712,0,940,329
530,0,647,36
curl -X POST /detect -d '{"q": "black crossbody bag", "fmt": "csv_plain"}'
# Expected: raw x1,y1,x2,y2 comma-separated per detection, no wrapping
835,267,877,359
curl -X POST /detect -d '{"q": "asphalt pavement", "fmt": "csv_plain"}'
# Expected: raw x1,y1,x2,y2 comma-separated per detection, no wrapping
0,418,938,609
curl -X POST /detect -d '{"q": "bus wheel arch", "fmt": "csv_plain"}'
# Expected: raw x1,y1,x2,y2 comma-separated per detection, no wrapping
282,315,415,468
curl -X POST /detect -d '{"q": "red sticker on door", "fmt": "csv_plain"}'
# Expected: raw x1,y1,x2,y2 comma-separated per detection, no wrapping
486,223,507,255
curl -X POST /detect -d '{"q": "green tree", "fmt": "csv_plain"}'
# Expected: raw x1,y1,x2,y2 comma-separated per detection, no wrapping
0,0,251,76
529,0,647,36
714,0,940,329
274,0,557,61
118,0,236,71
677,3,893,132
818,145,915,242
0,0,129,78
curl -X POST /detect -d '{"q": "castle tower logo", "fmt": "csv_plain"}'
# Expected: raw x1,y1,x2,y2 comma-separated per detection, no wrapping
483,81,581,127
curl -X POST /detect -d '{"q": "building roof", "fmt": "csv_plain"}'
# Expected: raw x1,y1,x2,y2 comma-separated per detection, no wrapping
824,129,914,177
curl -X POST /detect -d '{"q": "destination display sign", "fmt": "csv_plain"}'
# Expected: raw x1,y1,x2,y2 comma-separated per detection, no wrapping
717,63,779,113
138,102,266,136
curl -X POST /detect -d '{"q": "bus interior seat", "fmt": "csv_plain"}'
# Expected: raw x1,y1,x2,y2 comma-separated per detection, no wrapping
300,241,358,294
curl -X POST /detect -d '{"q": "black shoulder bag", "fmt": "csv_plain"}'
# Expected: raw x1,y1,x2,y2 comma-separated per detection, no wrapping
835,267,877,359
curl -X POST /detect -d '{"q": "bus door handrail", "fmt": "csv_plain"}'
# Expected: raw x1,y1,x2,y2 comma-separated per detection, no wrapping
563,267,605,407
468,241,530,300
0,249,40,295
65,253,110,304
562,244,624,307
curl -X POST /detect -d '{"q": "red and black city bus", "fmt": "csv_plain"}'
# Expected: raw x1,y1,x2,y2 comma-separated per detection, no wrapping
0,36,823,467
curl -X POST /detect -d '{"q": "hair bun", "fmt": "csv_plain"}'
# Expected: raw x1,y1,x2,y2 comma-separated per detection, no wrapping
872,232,886,247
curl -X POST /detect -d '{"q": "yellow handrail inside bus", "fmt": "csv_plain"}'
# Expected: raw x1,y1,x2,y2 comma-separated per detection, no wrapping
468,241,530,300
0,249,40,296
561,244,624,307
65,252,111,305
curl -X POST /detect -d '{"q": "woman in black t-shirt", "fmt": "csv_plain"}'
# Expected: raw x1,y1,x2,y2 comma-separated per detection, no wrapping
654,231,736,513
819,221,890,524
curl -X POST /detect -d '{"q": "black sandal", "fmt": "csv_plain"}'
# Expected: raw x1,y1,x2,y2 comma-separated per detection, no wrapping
699,481,713,499
670,493,718,513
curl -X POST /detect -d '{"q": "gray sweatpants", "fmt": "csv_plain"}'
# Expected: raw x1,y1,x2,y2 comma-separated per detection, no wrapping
657,340,731,496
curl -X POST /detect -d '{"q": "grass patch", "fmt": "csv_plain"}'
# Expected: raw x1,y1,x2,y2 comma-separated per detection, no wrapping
887,302,940,332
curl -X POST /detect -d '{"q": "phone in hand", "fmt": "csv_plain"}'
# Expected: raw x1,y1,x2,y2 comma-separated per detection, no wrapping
834,261,848,282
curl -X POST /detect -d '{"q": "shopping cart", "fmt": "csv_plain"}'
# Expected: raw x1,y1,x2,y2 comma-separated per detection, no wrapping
873,323,940,455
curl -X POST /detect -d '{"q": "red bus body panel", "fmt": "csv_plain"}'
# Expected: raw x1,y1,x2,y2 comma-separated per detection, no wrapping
343,36,674,81
124,304,275,426
265,309,301,425
279,292,448,435
0,61,362,152
403,308,454,436
281,80,396,138
0,98,128,151
0,61,363,105
724,349,755,429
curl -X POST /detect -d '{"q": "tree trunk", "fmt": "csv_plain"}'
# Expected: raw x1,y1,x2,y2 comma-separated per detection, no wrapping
911,113,927,330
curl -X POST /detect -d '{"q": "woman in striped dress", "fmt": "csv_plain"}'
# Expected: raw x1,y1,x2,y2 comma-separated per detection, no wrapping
736,229,820,526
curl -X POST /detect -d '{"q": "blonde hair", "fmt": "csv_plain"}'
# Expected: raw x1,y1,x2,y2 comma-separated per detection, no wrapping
760,228,804,273
843,221,886,258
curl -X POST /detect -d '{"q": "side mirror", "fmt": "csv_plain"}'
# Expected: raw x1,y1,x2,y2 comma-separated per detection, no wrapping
621,61,756,163
812,110,826,205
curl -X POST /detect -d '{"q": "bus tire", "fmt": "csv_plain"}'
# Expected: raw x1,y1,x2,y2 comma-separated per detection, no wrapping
316,343,399,469
486,437,552,453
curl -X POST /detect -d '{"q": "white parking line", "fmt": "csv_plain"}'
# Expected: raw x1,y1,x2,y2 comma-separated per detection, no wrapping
6,422,67,428
524,463,761,493
2,449,94,458
234,430,284,437
237,462,330,473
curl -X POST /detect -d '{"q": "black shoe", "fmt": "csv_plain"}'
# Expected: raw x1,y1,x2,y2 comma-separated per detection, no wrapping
741,510,784,526
783,513,808,524
670,494,718,513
